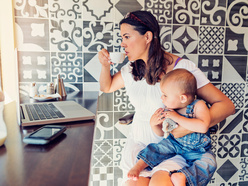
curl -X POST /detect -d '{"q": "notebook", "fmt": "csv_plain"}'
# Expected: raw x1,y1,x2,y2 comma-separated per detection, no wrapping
14,50,95,127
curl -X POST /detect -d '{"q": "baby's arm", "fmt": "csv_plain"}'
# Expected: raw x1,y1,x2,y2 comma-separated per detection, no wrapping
150,108,165,136
164,100,210,133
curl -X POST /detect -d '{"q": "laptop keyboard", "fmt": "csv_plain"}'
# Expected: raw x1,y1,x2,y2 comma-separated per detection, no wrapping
25,103,65,121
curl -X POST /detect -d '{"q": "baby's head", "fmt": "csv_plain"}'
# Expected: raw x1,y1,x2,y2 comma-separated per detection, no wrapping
160,69,197,108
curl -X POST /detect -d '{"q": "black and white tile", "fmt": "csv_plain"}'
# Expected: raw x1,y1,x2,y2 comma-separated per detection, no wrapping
173,0,201,25
49,0,82,19
172,25,199,54
50,19,83,52
200,0,227,26
15,18,50,51
83,21,114,52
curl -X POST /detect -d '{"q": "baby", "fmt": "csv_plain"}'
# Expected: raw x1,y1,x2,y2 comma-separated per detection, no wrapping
128,69,213,186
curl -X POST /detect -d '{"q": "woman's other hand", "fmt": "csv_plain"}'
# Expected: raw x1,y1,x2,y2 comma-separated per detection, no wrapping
98,48,113,66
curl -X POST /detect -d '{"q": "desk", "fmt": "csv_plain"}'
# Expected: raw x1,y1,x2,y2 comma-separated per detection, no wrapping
0,91,98,186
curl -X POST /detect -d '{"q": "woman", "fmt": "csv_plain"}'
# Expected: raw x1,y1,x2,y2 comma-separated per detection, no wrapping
98,10,235,186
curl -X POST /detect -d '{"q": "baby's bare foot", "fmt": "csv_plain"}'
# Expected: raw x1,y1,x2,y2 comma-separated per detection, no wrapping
127,160,148,181
127,167,140,181
171,172,186,186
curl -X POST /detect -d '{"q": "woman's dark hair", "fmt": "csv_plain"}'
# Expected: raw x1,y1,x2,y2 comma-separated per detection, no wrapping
120,10,172,85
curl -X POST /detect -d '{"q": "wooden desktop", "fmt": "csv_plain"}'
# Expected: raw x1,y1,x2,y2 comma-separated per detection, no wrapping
0,91,98,186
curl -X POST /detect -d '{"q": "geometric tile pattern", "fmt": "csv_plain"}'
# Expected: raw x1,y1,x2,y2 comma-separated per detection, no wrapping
225,56,247,81
15,18,50,51
145,0,173,24
15,0,49,18
216,159,238,182
217,134,241,158
13,0,248,185
50,0,82,19
239,158,248,181
221,83,245,108
199,26,225,54
90,167,114,186
92,140,113,167
84,53,100,82
198,55,223,82
241,134,248,158
200,0,227,26
17,51,51,82
224,27,248,55
115,0,142,17
83,21,114,52
172,25,198,54
218,109,243,134
173,0,201,25
83,0,113,20
51,52,83,82
50,19,83,52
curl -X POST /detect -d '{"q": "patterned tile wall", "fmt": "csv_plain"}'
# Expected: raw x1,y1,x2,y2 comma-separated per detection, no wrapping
13,0,248,186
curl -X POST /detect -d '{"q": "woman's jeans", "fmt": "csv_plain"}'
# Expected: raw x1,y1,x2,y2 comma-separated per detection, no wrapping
179,150,216,186
138,134,216,186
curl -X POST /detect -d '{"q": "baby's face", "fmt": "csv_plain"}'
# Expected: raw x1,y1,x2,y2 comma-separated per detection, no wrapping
160,80,182,109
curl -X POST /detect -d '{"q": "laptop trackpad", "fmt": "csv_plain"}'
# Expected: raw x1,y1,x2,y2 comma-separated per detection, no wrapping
56,102,87,116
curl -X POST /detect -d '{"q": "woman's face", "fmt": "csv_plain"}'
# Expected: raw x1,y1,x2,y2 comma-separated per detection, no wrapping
120,23,150,62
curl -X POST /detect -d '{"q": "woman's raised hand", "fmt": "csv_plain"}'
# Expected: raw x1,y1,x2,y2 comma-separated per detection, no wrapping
98,48,113,66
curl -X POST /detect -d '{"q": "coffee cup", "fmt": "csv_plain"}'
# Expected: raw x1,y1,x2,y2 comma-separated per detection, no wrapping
109,52,126,64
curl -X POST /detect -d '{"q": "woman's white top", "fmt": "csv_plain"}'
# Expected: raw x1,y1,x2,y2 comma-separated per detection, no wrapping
120,59,210,182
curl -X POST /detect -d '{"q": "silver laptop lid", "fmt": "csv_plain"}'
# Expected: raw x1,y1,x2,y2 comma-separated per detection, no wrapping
14,49,95,127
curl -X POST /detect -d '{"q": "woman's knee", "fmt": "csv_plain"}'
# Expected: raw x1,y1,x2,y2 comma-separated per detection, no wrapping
124,177,150,186
149,171,173,186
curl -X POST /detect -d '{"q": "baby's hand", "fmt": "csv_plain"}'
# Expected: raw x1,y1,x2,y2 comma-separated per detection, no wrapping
150,108,165,126
164,109,179,120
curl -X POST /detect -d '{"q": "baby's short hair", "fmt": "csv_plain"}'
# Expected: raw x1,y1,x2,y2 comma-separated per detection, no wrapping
161,69,197,97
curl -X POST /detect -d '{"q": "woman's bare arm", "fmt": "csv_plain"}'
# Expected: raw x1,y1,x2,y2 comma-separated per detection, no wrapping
197,83,235,127
99,49,125,93
171,83,235,138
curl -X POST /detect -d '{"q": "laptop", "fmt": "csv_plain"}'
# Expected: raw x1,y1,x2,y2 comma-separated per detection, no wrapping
18,100,96,126
14,50,95,127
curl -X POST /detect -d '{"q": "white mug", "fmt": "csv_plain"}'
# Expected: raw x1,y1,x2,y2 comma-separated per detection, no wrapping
109,52,126,64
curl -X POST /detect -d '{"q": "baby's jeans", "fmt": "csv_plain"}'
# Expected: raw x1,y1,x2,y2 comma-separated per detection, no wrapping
137,134,210,170
178,150,216,186
137,134,216,186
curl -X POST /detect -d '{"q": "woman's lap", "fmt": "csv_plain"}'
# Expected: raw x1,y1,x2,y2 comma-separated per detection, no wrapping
121,137,188,185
